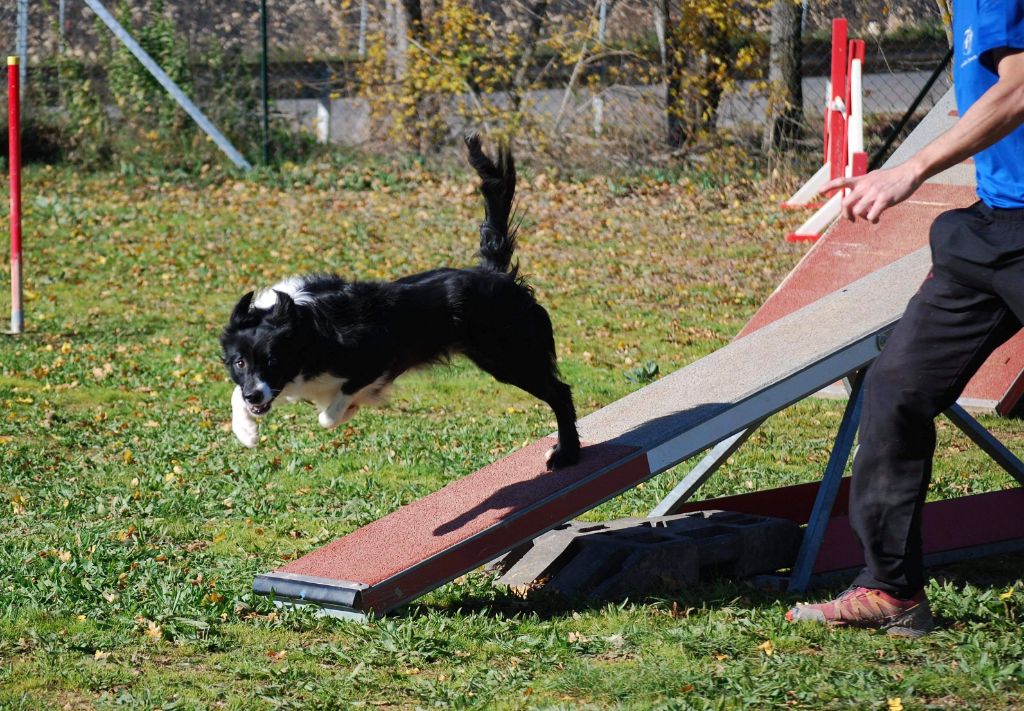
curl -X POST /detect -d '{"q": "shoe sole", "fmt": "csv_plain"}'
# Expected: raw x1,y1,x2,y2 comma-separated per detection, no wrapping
788,599,936,637
883,601,936,638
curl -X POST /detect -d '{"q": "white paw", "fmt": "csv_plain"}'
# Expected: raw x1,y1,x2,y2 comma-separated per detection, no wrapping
231,386,260,448
318,408,340,429
319,403,360,429
234,418,260,448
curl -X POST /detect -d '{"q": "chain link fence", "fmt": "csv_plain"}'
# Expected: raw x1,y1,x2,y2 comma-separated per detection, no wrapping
0,0,952,170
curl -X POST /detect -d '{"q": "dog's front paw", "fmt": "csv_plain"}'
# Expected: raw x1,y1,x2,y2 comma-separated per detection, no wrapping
545,442,580,469
234,418,260,448
231,386,260,448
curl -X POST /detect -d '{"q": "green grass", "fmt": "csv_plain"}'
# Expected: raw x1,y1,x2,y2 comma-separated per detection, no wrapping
1,157,1023,710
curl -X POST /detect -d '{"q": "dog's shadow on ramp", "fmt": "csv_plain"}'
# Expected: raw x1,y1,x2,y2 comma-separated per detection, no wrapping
606,401,733,455
429,402,733,538
430,440,643,537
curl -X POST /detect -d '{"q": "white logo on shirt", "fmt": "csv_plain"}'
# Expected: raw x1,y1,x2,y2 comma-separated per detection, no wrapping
960,25,978,67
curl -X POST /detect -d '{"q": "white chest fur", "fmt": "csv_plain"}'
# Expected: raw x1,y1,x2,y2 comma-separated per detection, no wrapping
278,373,348,411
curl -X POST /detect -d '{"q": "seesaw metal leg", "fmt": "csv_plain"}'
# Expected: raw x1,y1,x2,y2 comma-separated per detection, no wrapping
787,369,866,593
649,420,765,517
647,370,1024,594
945,403,1024,487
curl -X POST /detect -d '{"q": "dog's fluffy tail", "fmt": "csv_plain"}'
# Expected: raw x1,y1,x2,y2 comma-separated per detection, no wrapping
465,134,518,274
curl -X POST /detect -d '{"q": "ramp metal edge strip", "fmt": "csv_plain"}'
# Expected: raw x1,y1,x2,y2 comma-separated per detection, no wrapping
254,572,369,611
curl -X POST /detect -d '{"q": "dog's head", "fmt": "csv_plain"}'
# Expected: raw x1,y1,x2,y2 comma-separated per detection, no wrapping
220,290,304,417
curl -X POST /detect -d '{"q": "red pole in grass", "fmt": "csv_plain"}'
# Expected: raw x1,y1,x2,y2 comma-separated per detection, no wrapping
8,56,23,334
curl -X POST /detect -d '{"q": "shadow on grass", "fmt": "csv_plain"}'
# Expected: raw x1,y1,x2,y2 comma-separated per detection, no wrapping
397,552,1024,626
402,573,800,622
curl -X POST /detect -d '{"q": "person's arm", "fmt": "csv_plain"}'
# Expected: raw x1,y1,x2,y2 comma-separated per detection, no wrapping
822,48,1024,223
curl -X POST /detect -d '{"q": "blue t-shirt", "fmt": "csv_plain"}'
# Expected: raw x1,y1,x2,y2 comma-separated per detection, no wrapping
953,0,1024,207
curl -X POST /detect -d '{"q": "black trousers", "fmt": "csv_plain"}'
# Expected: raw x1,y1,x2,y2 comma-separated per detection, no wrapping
850,201,1024,597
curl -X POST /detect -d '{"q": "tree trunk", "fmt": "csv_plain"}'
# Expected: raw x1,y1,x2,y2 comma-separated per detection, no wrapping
652,0,667,68
933,0,953,46
696,17,735,135
763,0,803,152
662,0,687,149
511,0,550,112
402,0,424,35
662,3,736,149
386,0,410,80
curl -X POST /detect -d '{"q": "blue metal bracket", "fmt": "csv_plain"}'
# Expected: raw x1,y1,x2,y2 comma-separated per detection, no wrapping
787,369,865,593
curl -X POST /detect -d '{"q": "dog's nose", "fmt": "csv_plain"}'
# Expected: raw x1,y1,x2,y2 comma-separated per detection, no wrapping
243,390,266,405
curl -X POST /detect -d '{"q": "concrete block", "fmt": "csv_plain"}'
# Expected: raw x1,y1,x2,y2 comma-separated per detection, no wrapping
496,510,802,600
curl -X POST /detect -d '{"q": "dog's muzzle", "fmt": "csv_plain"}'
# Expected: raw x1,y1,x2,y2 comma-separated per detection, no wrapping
243,387,275,416
248,401,272,416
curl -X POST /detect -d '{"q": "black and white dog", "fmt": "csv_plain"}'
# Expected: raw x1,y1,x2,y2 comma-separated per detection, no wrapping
220,136,581,468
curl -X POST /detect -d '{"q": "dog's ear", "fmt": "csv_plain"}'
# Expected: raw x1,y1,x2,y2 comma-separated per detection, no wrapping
229,291,255,324
268,290,296,325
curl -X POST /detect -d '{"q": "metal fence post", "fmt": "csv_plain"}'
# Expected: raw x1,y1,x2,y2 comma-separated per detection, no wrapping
82,0,253,171
16,0,29,94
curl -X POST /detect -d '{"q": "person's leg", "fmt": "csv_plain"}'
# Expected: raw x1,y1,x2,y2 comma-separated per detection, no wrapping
850,278,1018,596
852,204,1024,596
788,205,1021,635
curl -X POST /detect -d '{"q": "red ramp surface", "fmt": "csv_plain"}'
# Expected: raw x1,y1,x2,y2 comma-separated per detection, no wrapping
744,183,1024,414
255,439,647,614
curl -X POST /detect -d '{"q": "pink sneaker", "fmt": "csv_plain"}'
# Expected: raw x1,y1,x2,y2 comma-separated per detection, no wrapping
786,586,934,637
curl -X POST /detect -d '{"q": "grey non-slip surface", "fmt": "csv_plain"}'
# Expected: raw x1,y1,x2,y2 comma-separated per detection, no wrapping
577,247,933,453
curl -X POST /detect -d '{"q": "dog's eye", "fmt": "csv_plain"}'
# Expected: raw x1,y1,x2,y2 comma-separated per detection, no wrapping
235,358,247,370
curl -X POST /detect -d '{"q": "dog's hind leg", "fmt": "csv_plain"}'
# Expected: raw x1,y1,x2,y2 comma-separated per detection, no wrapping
535,377,581,468
319,390,356,429
466,351,581,468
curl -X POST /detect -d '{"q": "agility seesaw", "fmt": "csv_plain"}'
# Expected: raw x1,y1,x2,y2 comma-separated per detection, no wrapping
254,245,971,618
254,86,1024,618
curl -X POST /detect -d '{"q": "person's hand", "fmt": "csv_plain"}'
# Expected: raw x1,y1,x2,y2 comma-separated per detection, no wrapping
821,161,924,223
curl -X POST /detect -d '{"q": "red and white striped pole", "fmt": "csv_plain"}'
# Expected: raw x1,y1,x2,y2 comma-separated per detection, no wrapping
8,56,23,334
